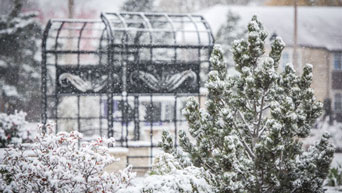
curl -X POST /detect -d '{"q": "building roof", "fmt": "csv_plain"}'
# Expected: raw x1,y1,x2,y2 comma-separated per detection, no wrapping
200,5,342,51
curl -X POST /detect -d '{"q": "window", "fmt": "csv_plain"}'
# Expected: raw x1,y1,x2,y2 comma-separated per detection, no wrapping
335,93,342,112
143,102,162,123
280,50,301,71
162,103,175,121
334,53,342,70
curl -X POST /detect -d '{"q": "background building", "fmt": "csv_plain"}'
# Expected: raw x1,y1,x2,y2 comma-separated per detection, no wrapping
201,5,342,121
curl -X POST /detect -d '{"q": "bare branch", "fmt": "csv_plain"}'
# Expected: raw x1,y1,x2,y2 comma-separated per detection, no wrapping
232,120,255,160
238,110,254,136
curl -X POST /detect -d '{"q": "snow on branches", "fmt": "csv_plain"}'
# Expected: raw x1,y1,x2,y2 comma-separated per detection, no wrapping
0,123,134,193
0,111,29,147
119,152,213,193
162,16,335,193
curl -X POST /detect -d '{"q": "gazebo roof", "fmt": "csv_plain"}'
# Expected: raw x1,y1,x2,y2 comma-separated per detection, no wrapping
43,12,214,55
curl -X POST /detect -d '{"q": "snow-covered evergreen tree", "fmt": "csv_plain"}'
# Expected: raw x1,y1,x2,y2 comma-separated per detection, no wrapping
0,0,41,116
121,0,155,12
162,16,334,193
215,10,245,69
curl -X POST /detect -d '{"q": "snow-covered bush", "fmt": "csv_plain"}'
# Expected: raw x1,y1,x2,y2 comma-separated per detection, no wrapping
120,152,213,193
0,123,135,193
162,16,334,193
0,111,29,147
326,164,342,187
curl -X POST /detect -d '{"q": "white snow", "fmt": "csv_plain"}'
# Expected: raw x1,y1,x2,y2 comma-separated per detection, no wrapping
0,60,7,68
2,85,19,97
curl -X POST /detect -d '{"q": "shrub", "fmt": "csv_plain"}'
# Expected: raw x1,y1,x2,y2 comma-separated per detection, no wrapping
0,111,28,148
326,164,342,187
0,123,135,193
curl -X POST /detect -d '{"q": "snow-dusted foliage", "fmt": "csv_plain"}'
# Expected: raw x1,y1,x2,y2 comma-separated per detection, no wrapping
216,10,245,69
0,123,135,193
120,152,213,193
0,111,29,147
326,163,342,187
162,16,334,193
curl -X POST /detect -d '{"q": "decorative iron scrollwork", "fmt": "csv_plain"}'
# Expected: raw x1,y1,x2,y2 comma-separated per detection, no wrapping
59,73,104,92
129,69,197,92
57,67,121,94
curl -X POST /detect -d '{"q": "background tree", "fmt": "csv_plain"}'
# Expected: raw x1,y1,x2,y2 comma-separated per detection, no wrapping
162,16,334,193
215,10,246,70
121,0,155,12
0,0,41,119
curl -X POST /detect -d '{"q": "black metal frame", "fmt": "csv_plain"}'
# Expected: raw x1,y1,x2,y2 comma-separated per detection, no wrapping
41,12,214,170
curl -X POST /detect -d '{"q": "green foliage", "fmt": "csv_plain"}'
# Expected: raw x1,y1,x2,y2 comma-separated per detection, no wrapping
162,16,334,193
327,163,342,187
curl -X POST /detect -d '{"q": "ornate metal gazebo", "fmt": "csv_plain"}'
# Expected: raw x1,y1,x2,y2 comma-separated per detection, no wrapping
41,12,214,169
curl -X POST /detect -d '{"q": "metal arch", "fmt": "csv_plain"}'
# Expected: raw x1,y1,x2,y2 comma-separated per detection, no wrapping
101,13,115,46
41,20,52,131
50,18,100,23
163,14,177,62
114,12,130,146
98,25,107,65
97,24,108,137
54,22,65,55
187,14,202,46
139,12,153,61
115,13,129,94
77,22,87,66
199,15,215,46
162,14,179,148
54,21,65,133
198,15,215,71
138,12,155,165
76,22,87,136
101,13,116,138
139,13,153,30
139,13,154,47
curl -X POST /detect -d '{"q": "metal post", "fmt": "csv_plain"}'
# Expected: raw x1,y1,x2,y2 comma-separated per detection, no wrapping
41,21,52,132
54,22,65,134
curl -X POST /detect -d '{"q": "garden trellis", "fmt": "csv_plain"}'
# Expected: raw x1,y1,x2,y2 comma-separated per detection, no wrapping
41,12,214,169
